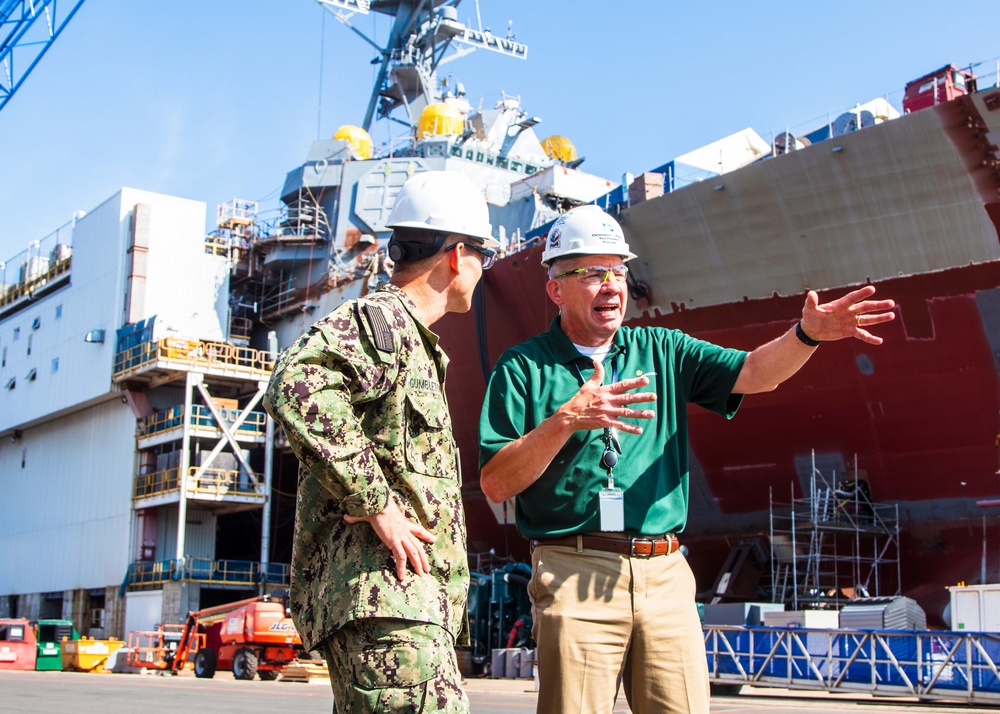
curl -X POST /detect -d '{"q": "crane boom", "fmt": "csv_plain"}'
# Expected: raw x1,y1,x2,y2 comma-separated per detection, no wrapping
0,0,87,113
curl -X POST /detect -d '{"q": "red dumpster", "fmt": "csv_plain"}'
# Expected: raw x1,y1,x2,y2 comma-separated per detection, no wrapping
0,618,38,671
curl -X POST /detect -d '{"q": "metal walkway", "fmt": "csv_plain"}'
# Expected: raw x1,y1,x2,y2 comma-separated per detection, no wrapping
705,625,1000,705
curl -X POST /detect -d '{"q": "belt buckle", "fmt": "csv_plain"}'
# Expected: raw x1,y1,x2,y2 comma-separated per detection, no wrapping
630,537,653,558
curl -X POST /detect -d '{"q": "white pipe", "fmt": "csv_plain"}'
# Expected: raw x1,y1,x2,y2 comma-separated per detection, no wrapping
176,371,195,563
261,331,279,589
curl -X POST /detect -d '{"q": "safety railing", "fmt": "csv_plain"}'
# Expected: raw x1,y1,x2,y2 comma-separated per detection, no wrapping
229,316,252,342
123,558,291,589
217,198,257,228
113,336,273,379
185,466,262,497
133,466,264,500
136,405,266,439
0,255,71,309
124,559,177,587
204,235,230,257
705,625,1000,704
134,468,180,498
126,625,198,670
261,561,291,585
182,558,257,585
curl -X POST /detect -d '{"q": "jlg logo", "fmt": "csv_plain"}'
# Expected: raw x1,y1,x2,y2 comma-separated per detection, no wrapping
269,622,293,631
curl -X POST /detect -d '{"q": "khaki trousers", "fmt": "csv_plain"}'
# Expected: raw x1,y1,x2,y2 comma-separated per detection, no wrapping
529,542,710,714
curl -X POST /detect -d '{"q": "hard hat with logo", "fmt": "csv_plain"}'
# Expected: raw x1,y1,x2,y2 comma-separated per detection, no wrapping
386,171,499,248
541,205,636,266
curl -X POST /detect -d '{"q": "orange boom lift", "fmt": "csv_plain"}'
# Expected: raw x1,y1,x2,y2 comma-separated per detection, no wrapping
131,595,302,680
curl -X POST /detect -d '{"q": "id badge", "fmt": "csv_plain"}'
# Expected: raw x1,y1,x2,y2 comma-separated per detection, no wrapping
599,487,625,532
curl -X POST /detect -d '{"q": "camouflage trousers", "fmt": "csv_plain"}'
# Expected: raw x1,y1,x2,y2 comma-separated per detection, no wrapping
321,618,470,714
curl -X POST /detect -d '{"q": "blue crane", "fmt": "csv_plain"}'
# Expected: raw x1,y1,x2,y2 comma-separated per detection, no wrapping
1,0,86,113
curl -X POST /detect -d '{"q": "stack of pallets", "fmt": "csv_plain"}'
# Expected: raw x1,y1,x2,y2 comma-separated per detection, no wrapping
278,660,330,684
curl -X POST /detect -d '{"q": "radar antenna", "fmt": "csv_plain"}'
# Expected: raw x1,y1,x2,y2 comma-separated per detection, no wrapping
314,0,527,131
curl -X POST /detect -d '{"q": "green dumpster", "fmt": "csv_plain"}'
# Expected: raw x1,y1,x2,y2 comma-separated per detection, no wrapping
35,620,78,671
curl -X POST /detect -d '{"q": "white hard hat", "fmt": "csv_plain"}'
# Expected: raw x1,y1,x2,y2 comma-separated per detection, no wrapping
541,205,636,266
387,171,499,248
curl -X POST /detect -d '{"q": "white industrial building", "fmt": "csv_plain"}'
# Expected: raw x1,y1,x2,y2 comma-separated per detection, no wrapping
0,188,281,637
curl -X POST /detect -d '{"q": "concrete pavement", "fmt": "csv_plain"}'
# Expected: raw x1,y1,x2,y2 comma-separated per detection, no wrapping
0,669,995,713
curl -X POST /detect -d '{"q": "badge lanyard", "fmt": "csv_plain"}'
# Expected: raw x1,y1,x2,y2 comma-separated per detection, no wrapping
573,356,625,531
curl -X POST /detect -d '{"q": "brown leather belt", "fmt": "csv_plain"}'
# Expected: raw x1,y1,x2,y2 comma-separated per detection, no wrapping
531,534,680,558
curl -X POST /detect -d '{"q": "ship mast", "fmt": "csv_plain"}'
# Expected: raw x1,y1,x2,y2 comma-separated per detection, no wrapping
314,0,527,132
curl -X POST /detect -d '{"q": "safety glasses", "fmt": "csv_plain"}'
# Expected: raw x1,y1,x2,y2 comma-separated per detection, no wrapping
553,265,628,285
445,241,497,269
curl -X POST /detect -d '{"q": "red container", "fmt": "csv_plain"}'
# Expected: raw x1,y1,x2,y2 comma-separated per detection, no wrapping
903,64,975,113
0,619,38,671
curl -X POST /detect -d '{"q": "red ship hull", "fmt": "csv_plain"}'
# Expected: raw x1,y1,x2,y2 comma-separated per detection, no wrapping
437,87,1000,624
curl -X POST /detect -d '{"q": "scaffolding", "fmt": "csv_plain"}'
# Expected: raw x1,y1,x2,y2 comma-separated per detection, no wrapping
769,451,901,610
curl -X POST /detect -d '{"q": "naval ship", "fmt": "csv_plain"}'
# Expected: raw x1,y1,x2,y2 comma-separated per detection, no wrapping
254,1,1000,624
1,0,999,640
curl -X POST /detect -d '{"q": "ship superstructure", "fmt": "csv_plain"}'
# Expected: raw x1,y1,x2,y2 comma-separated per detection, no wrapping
235,0,614,349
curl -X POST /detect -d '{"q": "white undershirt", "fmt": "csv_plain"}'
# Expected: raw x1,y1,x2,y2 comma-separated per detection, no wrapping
574,342,613,364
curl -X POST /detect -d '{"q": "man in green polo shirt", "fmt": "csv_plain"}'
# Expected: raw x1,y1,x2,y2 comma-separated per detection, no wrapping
478,205,895,714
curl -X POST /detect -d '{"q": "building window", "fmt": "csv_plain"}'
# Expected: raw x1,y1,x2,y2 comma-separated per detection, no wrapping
26,368,36,382
1,345,5,367
12,327,19,341
51,358,59,373
88,591,106,630
31,316,40,330
4,377,14,390
55,304,63,319
26,334,31,356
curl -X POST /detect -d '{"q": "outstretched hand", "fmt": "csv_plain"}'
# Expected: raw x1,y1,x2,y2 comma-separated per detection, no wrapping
555,359,656,435
800,286,895,345
344,499,436,581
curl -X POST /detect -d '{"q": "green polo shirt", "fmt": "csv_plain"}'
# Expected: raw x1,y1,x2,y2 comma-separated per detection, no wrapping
479,317,747,538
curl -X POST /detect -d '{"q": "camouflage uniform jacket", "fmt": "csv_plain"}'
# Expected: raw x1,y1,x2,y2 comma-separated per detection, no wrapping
264,282,470,651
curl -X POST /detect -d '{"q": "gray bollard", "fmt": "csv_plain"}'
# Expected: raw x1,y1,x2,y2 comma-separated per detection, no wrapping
518,648,534,678
505,648,520,678
490,648,506,678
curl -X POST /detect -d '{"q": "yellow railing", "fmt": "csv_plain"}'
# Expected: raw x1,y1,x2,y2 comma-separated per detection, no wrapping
185,466,262,497
133,466,264,500
125,558,289,588
204,235,230,257
134,468,180,498
230,316,252,342
0,256,72,309
114,337,273,379
136,405,266,439
125,559,176,587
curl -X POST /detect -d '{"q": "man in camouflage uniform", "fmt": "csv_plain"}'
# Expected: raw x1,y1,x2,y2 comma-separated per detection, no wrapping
265,171,499,712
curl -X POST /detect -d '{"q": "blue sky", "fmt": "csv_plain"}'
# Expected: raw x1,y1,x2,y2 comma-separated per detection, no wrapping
1,0,998,261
